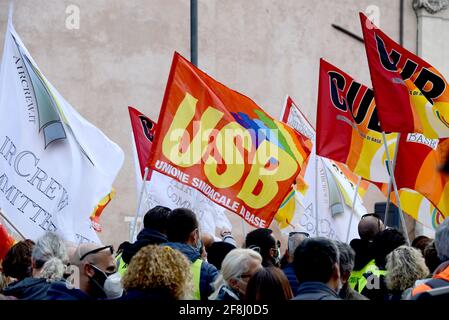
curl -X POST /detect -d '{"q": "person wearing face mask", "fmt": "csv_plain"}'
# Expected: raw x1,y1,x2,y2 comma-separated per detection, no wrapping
45,243,121,300
164,208,218,301
244,228,280,268
209,248,262,301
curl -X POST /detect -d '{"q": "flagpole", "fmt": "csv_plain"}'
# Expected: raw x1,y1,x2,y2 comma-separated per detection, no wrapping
0,209,26,240
381,132,410,245
8,0,14,22
384,133,401,226
190,0,198,66
131,167,150,242
241,219,247,241
346,176,362,244
315,155,319,237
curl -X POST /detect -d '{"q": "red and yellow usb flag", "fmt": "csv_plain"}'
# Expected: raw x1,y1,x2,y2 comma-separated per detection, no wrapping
316,58,397,183
360,12,449,138
146,53,311,228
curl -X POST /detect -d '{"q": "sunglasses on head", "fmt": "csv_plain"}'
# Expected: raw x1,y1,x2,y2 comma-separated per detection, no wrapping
247,245,261,253
288,231,310,238
79,245,114,261
361,213,382,220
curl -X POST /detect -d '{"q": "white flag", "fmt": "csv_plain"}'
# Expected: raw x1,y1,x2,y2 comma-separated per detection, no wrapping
279,96,367,241
0,16,124,244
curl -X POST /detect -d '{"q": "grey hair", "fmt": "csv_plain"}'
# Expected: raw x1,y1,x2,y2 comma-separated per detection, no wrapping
435,218,449,261
335,241,355,275
209,249,262,300
385,245,429,291
32,232,68,282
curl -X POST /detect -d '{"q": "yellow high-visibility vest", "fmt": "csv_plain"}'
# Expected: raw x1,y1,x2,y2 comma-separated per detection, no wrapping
349,259,387,293
190,259,203,300
116,252,128,277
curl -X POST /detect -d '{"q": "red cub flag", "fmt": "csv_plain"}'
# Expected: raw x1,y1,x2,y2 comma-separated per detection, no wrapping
360,12,449,138
146,53,311,228
129,107,157,179
316,58,396,183
394,134,449,221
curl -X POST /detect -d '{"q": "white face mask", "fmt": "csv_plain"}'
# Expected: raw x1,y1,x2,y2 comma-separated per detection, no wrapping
336,279,344,294
103,272,123,299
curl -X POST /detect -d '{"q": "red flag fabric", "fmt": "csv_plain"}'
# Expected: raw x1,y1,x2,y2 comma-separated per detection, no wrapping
393,134,449,220
360,12,449,138
129,106,157,179
0,223,15,261
146,52,311,228
316,58,396,183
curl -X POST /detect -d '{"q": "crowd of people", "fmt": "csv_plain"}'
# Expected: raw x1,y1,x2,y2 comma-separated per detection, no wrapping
0,206,448,300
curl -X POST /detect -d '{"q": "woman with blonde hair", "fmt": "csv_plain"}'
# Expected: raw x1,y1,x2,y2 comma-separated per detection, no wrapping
120,245,192,300
209,248,262,301
385,245,429,300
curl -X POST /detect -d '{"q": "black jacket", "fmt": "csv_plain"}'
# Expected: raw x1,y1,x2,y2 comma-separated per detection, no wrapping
164,242,218,301
3,278,54,300
350,239,376,270
359,271,389,301
119,228,168,264
292,282,340,300
45,282,93,300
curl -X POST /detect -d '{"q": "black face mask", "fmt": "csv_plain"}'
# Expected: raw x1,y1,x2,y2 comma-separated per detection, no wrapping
88,264,113,299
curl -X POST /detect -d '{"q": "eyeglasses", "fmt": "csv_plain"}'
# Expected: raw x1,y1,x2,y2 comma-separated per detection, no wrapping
289,231,310,238
79,245,114,261
239,273,252,280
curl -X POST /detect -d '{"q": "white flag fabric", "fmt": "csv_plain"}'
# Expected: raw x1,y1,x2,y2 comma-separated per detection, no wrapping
279,96,367,241
0,18,124,243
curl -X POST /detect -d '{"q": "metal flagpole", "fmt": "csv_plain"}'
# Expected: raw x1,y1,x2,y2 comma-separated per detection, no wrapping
381,132,410,245
241,220,247,241
0,209,26,240
346,176,362,244
190,0,198,67
384,133,401,226
130,167,150,242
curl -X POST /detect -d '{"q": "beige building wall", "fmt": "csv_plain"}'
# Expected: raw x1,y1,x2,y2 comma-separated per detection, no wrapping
0,0,431,247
